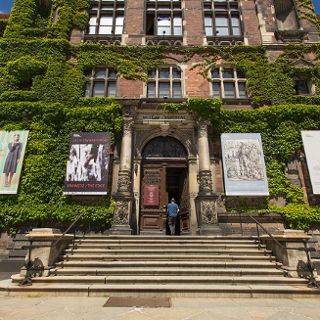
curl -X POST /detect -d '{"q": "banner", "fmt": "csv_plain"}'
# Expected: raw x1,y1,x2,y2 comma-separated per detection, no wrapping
221,133,269,196
0,131,29,194
143,184,159,206
64,132,112,195
301,131,320,194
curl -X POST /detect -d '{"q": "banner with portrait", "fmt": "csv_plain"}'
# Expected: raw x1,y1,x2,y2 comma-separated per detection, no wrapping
64,132,112,195
221,133,269,196
301,131,320,194
0,130,29,194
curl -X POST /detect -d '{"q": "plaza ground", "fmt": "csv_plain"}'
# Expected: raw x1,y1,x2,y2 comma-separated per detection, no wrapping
0,296,320,320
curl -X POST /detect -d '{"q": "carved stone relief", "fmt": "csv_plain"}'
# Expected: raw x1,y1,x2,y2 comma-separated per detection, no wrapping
113,200,129,225
117,171,132,193
198,170,213,195
201,200,216,224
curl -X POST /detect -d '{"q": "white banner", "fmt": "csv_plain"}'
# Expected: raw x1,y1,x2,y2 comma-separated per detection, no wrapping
301,131,320,195
221,133,269,196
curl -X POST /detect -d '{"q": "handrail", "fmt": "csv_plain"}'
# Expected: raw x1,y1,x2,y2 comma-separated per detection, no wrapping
20,214,83,286
247,214,319,289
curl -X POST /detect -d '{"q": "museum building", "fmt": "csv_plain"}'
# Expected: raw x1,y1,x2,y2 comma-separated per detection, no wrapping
0,0,320,237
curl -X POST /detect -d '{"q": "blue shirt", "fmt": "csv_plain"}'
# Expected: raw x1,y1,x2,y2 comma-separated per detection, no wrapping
167,202,179,217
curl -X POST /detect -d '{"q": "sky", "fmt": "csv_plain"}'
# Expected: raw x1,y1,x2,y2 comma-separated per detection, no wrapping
0,0,319,15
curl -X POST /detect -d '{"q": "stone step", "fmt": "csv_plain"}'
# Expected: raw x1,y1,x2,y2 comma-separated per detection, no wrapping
55,260,281,268
76,235,255,240
3,282,320,298
70,243,265,250
10,274,307,286
53,267,285,277
62,254,275,261
64,248,272,255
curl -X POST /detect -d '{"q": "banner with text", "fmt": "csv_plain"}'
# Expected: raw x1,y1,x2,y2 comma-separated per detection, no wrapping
221,133,269,196
301,131,320,194
0,130,29,194
64,132,112,195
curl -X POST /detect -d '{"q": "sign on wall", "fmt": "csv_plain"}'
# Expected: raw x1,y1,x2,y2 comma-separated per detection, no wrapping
221,133,269,196
0,130,29,194
64,132,112,195
143,184,159,206
301,131,320,195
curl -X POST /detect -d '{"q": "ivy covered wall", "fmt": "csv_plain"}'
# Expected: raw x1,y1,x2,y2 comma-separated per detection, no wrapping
0,0,319,231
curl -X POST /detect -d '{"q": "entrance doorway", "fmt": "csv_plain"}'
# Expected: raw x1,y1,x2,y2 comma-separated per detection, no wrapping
139,137,190,234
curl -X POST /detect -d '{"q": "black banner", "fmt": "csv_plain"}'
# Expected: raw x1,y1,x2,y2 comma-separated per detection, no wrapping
64,132,112,195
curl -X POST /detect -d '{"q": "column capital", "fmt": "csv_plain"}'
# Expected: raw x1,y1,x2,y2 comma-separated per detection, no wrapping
123,117,134,136
197,120,210,138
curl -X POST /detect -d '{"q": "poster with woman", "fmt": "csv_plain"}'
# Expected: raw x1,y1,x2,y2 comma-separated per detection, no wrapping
64,132,112,195
0,131,29,194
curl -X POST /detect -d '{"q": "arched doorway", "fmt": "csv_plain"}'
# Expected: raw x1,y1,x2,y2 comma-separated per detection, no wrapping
139,136,190,234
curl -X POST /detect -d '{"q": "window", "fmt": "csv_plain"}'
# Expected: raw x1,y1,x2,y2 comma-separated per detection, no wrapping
294,80,311,95
87,0,125,35
146,0,182,36
85,67,117,97
203,0,242,37
210,67,247,99
147,66,182,98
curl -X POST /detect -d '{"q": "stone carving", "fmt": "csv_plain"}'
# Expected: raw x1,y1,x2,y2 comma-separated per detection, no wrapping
113,200,129,225
198,170,213,194
198,121,210,138
142,136,187,158
117,171,131,193
123,118,134,136
201,200,216,224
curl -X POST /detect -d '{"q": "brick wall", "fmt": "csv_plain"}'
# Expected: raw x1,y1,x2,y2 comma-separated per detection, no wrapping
118,78,144,98
124,0,145,44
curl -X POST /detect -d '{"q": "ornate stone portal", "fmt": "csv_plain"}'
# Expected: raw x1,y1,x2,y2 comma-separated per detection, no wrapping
111,106,220,235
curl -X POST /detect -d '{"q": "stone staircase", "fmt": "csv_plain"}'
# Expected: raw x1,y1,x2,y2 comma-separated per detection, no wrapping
4,235,320,297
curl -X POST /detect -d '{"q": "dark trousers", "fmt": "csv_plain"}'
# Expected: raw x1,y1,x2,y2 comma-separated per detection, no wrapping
168,216,177,235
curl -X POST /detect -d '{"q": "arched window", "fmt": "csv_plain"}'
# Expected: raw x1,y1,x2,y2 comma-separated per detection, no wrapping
85,67,117,97
147,66,182,98
274,0,299,31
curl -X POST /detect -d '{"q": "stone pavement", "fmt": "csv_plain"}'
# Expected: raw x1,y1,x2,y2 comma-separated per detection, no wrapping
0,296,320,320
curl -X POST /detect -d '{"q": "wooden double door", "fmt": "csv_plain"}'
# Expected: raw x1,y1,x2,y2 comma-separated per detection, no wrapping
139,160,190,234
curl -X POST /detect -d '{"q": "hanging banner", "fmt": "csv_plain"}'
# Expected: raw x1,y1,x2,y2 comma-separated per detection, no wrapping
64,132,112,195
0,131,29,194
301,131,320,195
221,133,269,196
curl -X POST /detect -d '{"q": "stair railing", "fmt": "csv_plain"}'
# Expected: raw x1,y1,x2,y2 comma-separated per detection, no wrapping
247,214,319,289
20,214,83,286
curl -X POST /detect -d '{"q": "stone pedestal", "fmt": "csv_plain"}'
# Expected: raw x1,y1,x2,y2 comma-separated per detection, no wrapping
20,228,73,277
261,230,312,278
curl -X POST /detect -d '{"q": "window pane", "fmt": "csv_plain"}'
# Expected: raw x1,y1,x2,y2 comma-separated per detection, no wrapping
173,26,182,35
222,69,233,78
100,16,113,25
211,69,220,78
89,16,97,34
204,16,213,27
159,82,170,98
215,16,228,27
224,82,235,98
216,26,229,36
236,69,245,78
148,69,156,78
108,69,117,79
232,26,241,36
158,26,171,36
295,80,310,95
93,82,105,97
172,68,181,78
107,81,116,96
238,82,247,98
147,82,156,98
95,69,106,78
172,82,182,98
158,15,171,26
85,82,91,97
159,68,170,78
212,83,221,98
99,26,112,34
205,27,213,36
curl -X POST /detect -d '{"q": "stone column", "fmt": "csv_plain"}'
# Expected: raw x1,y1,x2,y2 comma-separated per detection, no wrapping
111,116,134,234
196,121,220,235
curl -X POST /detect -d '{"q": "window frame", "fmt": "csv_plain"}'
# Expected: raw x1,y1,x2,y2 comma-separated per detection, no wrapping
203,0,242,38
87,0,125,36
85,67,117,98
210,67,247,99
145,0,183,37
147,66,183,98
